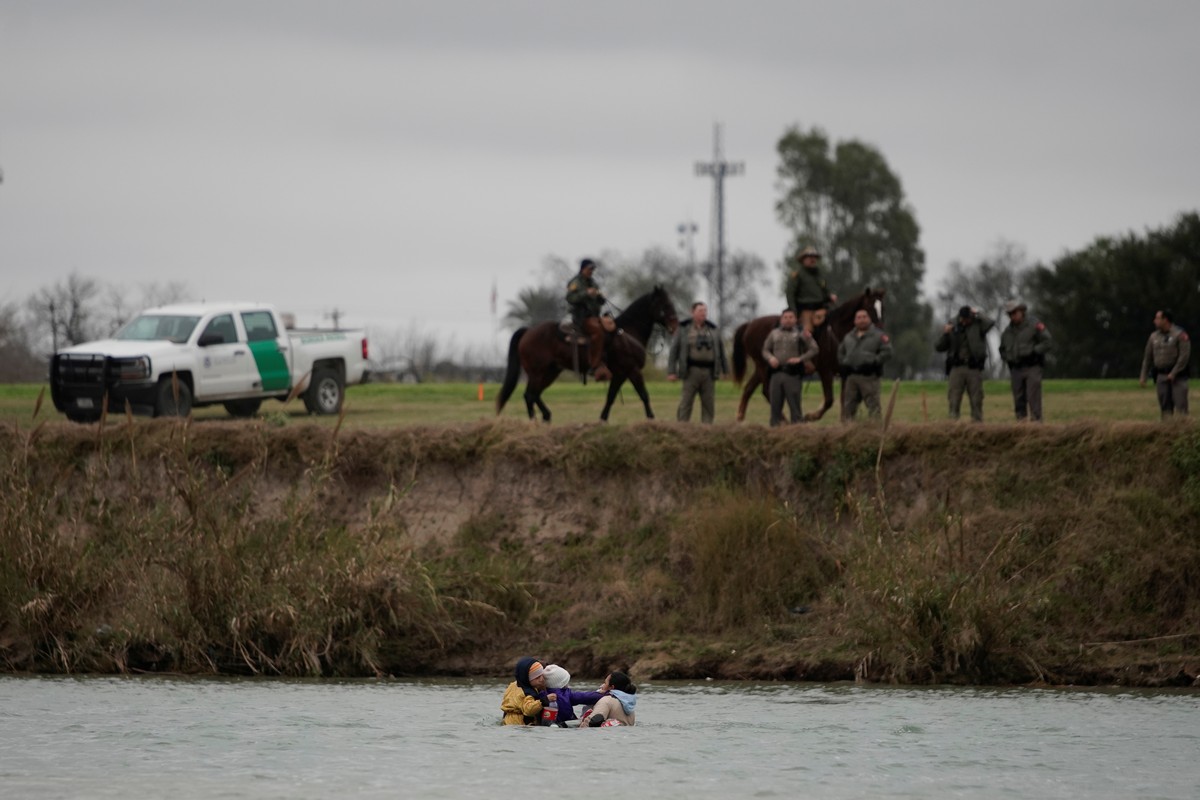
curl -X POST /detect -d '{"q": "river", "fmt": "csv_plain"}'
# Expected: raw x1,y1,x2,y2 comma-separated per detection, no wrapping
1,677,1196,799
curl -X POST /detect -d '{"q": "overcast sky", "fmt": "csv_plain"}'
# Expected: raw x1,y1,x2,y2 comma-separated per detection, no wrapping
2,0,1197,358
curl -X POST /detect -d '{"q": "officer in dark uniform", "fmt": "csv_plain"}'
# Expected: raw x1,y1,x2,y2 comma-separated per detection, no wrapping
935,305,994,422
1139,309,1190,418
565,258,610,381
785,246,837,334
999,300,1052,422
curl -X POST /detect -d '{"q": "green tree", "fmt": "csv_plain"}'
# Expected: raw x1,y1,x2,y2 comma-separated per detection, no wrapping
1026,212,1200,378
775,125,933,376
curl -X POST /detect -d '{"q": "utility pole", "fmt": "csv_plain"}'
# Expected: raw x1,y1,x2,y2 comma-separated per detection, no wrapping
694,123,743,326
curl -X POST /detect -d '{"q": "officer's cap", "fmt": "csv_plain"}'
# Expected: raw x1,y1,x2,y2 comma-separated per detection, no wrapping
1004,300,1027,314
796,246,820,261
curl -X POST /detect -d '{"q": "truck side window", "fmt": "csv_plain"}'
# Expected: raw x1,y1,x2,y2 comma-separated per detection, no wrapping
201,314,238,344
241,311,279,343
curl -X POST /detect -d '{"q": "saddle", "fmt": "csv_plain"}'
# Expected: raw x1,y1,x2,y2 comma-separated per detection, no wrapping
559,319,589,345
559,315,617,344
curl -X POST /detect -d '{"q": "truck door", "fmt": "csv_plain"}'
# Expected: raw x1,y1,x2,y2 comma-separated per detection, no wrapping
240,310,291,392
195,313,254,396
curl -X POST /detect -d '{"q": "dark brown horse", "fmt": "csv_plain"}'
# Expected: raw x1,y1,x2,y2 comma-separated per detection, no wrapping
496,286,679,422
731,288,887,422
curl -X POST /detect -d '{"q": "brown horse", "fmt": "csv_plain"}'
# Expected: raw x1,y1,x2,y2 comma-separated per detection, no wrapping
496,286,679,422
731,288,887,422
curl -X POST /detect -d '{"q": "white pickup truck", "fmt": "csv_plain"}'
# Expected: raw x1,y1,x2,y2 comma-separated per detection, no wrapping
49,302,369,422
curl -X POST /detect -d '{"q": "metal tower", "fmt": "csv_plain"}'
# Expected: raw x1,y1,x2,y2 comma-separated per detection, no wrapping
694,123,743,326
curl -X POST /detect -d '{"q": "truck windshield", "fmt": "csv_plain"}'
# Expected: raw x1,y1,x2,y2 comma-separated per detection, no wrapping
115,315,201,344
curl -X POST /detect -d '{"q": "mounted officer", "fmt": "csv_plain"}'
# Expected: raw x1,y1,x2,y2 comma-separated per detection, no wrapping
786,245,837,334
566,258,611,381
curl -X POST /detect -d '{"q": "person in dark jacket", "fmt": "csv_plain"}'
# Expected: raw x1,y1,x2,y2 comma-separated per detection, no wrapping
500,657,552,725
566,258,610,381
999,300,1052,422
666,301,729,423
785,246,837,334
935,305,994,422
837,309,893,421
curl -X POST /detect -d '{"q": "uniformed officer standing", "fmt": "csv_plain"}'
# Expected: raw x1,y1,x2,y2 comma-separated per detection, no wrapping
935,305,994,422
999,300,1052,422
786,246,837,334
666,301,728,424
762,308,820,426
837,308,893,421
565,258,610,381
1139,309,1190,418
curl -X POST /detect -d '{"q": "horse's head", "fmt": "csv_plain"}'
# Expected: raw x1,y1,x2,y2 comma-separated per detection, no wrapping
652,285,679,334
828,286,887,340
857,286,887,328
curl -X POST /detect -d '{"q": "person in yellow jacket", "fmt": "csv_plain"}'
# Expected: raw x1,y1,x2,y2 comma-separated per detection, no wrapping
501,657,553,725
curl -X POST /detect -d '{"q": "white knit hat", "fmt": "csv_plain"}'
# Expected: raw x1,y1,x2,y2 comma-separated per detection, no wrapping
543,664,571,689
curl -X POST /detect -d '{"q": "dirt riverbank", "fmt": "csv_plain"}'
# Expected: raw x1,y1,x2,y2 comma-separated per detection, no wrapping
2,419,1198,686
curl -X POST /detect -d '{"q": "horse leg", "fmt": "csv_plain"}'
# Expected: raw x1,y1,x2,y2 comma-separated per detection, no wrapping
628,371,654,419
736,371,762,422
805,371,836,421
527,366,561,422
599,376,627,422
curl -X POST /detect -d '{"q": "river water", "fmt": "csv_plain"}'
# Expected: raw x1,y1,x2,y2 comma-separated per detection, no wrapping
1,677,1196,799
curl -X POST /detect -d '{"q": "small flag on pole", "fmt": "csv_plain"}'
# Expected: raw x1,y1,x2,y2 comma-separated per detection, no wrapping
490,280,497,316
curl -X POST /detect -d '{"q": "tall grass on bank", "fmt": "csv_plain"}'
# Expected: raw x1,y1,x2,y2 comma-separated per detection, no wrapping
3,415,1199,684
0,419,501,676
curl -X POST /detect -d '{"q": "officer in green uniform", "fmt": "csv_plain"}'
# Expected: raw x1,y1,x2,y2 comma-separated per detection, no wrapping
785,246,837,334
935,305,994,422
999,300,1052,422
666,301,728,423
1139,308,1190,418
837,309,893,421
565,258,610,381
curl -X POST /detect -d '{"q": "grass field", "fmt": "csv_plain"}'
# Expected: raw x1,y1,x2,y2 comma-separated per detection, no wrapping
0,377,1170,428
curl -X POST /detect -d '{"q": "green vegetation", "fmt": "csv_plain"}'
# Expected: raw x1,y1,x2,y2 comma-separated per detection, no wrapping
2,404,1198,686
0,378,1172,430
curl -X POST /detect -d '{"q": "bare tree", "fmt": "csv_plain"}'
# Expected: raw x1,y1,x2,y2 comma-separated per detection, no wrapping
26,272,101,354
935,240,1035,377
936,240,1033,323
0,302,43,382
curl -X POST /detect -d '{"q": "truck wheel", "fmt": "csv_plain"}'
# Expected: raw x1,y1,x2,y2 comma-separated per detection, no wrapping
223,399,262,418
154,375,193,418
304,368,343,415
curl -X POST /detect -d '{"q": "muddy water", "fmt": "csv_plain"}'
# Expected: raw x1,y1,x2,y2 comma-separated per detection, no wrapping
1,677,1197,799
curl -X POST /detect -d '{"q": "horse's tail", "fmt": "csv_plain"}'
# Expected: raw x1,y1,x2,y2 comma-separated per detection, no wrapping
495,327,527,414
732,321,749,385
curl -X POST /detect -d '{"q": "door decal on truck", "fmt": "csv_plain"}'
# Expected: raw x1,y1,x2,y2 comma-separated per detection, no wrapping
241,310,291,392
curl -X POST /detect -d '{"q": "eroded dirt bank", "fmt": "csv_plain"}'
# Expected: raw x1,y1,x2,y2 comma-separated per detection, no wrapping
2,419,1199,686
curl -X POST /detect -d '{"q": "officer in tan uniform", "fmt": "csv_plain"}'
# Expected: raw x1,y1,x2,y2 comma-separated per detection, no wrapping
762,308,820,426
1139,309,1190,418
837,308,893,421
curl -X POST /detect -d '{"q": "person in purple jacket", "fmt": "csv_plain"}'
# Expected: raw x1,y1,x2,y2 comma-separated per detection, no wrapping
542,664,607,726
